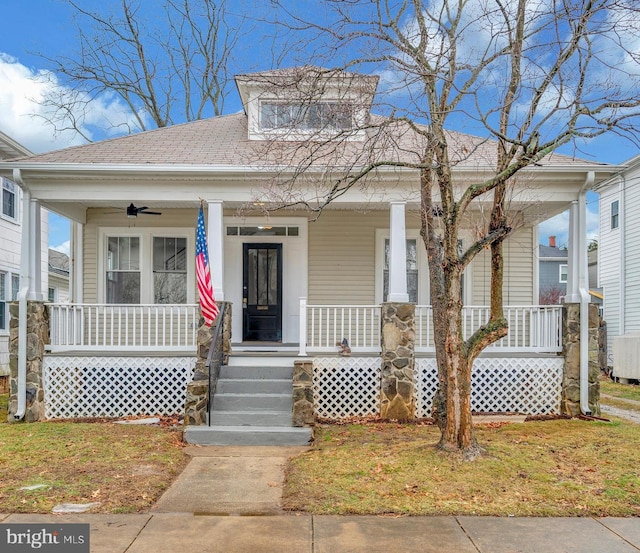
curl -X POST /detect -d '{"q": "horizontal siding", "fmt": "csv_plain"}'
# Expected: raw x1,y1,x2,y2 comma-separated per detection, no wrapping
471,227,535,305
309,210,389,304
624,174,640,332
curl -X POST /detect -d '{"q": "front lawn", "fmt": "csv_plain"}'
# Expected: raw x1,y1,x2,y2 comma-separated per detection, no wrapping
0,394,188,514
284,419,640,516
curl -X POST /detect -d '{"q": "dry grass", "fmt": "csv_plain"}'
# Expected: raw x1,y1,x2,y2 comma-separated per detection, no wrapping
0,395,189,514
601,378,640,403
284,419,640,516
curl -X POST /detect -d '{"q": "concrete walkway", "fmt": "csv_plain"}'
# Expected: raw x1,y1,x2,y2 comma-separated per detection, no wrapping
3,446,640,552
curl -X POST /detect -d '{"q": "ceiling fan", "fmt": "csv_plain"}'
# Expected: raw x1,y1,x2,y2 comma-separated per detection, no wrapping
126,203,162,218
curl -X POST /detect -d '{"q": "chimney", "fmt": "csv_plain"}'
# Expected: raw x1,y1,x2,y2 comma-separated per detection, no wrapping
549,236,556,248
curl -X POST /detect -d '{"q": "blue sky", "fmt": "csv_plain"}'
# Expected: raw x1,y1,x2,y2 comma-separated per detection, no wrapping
1,1,637,253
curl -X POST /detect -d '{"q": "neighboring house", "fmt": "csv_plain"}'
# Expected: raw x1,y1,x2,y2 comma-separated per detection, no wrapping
596,154,640,374
48,249,69,303
0,131,48,379
0,67,618,436
538,236,568,304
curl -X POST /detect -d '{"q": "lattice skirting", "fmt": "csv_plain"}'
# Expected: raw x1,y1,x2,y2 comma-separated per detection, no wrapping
415,357,564,418
43,356,196,419
313,357,381,420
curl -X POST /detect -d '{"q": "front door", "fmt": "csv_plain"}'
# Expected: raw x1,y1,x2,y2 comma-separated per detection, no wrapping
242,243,283,342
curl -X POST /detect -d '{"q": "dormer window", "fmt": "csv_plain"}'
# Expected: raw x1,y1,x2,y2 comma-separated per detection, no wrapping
260,102,353,131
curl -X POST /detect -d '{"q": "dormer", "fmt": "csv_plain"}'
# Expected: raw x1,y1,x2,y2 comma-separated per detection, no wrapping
234,66,378,141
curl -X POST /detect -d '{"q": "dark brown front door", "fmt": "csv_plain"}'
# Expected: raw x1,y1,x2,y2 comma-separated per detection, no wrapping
242,243,283,341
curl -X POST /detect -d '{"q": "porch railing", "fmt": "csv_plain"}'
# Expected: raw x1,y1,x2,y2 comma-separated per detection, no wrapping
48,303,200,352
299,301,563,355
299,300,381,355
416,305,563,352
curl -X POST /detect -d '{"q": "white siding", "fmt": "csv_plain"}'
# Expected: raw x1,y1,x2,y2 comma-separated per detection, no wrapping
599,181,622,362
623,170,640,333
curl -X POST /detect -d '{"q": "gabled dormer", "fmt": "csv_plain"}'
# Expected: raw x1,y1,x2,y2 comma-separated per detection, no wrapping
234,66,378,141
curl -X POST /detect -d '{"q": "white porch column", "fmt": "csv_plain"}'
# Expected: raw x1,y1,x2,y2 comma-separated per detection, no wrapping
28,199,43,301
565,200,580,303
70,221,84,303
388,201,409,302
207,200,225,301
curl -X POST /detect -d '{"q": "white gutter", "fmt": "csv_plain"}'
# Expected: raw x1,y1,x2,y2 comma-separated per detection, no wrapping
12,168,30,420
578,171,595,415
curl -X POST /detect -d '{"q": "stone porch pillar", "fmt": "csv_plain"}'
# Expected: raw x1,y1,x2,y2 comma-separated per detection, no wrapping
561,303,601,416
380,303,416,421
183,302,232,427
8,301,48,422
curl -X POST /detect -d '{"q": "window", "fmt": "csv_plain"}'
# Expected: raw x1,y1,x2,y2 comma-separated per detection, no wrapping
48,287,56,303
559,264,568,283
106,236,141,303
0,272,18,331
153,237,187,304
260,102,352,131
383,238,418,303
1,178,17,221
101,230,194,304
611,200,619,229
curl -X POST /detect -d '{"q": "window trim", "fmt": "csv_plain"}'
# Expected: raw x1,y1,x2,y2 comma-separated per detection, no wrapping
559,263,568,284
98,228,195,304
1,177,19,224
611,200,619,230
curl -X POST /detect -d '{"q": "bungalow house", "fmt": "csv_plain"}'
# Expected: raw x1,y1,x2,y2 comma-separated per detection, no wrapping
0,67,616,442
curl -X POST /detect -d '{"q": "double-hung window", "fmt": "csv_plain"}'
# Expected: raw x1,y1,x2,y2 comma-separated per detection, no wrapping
1,178,18,222
103,231,192,304
611,200,619,230
106,236,141,303
0,272,6,331
153,237,187,304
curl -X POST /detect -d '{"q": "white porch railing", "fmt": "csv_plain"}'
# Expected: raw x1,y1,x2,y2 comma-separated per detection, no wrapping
48,303,200,352
299,300,381,355
299,301,563,355
415,305,563,353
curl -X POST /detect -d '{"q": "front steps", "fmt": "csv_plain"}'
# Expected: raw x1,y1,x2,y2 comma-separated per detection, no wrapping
184,357,313,446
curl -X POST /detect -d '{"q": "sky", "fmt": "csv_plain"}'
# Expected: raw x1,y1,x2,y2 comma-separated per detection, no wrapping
1,0,638,254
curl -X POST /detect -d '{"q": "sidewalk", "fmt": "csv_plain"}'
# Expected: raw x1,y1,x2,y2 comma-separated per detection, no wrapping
2,446,640,552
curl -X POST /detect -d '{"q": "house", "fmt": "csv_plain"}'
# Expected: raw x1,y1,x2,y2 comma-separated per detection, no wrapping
538,236,568,304
48,249,69,303
596,155,640,376
0,67,616,439
0,131,49,382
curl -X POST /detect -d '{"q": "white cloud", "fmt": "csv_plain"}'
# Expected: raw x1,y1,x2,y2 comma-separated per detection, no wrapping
51,240,70,256
538,202,598,249
0,53,146,153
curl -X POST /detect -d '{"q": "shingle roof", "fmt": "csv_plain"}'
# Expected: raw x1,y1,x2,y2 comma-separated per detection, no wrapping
8,111,604,170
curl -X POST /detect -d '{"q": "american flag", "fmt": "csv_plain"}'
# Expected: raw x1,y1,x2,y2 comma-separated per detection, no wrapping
196,206,219,326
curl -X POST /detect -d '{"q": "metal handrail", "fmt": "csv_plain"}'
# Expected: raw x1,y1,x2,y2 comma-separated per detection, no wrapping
206,303,228,425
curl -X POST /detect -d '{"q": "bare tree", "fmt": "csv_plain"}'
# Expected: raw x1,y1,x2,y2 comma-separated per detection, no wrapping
38,0,240,137
258,0,640,457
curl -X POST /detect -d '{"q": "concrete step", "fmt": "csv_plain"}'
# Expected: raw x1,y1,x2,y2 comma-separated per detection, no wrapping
215,378,292,395
184,425,312,446
227,356,296,367
219,365,293,380
208,410,293,427
212,393,292,412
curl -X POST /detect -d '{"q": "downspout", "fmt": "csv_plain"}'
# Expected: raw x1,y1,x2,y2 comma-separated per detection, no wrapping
578,171,595,415
12,168,30,420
